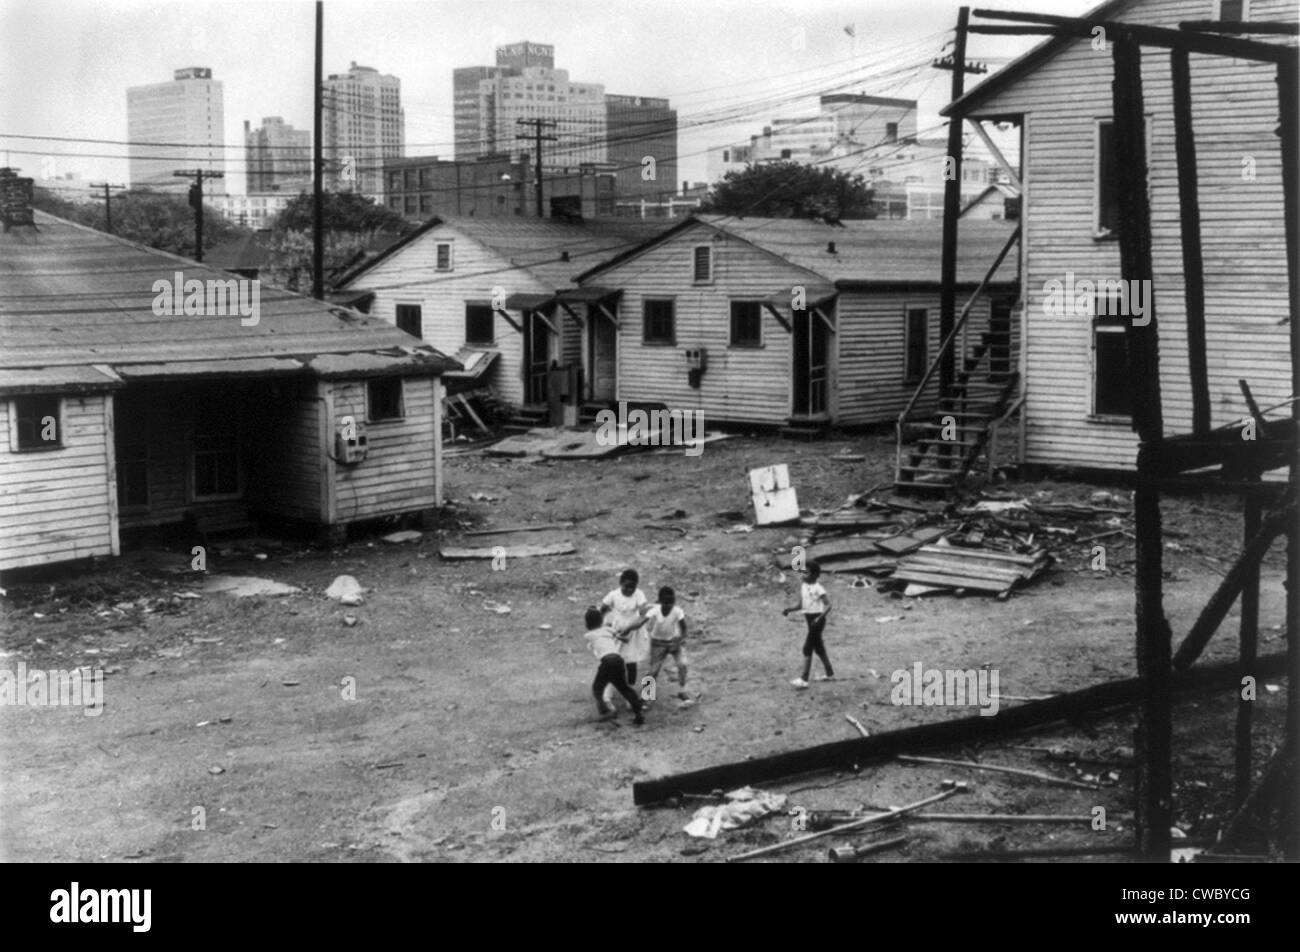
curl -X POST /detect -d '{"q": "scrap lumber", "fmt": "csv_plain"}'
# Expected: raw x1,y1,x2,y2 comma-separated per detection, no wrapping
896,754,1100,790
631,652,1287,805
828,835,908,862
939,844,1135,861
810,810,1094,826
874,526,949,556
439,542,575,560
463,523,572,536
801,510,902,531
819,555,897,576
890,542,1053,596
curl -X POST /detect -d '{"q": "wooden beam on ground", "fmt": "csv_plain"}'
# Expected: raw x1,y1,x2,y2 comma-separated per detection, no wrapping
1171,47,1210,436
462,523,573,536
939,843,1136,861
1113,32,1172,863
630,653,1288,805
1171,501,1293,671
439,542,575,560
1235,493,1261,809
896,753,1099,790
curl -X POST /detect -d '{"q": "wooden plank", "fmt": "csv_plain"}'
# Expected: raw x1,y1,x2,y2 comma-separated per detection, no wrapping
889,568,1010,593
1171,46,1210,437
874,526,948,556
632,652,1290,805
439,542,575,560
1235,494,1261,809
820,555,897,575
463,523,573,536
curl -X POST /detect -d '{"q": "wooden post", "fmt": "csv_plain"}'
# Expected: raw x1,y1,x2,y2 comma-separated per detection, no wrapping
432,375,444,506
1171,47,1210,436
1112,33,1172,862
312,0,324,300
1235,492,1261,808
938,6,970,397
1275,50,1300,862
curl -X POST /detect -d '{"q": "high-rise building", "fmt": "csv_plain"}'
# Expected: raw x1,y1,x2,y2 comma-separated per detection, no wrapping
453,42,608,167
322,62,405,200
126,67,225,193
605,94,677,202
245,117,312,194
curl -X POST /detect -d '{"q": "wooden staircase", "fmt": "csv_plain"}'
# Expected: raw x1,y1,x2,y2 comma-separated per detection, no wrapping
501,405,549,434
896,328,1019,494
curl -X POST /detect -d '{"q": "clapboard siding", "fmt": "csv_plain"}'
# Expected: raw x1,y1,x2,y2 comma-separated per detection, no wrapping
0,394,116,570
966,0,1295,470
330,376,438,520
348,226,556,407
587,224,1004,425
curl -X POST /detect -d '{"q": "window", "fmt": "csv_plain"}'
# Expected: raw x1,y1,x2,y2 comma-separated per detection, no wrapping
730,301,763,348
1093,318,1132,417
435,242,453,271
885,122,898,143
692,245,712,283
192,403,239,499
13,394,62,450
1096,120,1117,236
1217,0,1246,21
722,149,730,163
904,308,928,382
395,303,422,338
465,304,495,344
367,377,405,422
643,299,676,344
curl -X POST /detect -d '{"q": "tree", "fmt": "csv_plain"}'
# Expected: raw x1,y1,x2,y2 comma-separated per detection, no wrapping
699,162,877,220
271,190,413,235
32,186,245,258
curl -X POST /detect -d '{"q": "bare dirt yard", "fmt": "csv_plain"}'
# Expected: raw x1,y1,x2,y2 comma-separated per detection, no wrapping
0,431,1290,862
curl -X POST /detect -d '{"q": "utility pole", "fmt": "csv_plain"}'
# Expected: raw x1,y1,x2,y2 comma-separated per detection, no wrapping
931,7,987,395
312,0,324,299
516,118,557,218
89,182,123,235
173,168,223,262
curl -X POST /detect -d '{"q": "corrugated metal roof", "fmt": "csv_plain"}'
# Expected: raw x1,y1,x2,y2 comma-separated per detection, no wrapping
0,212,459,378
0,364,123,395
703,216,1019,286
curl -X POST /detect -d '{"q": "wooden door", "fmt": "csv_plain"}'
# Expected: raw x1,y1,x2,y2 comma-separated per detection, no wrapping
792,310,829,416
523,310,551,406
590,313,617,402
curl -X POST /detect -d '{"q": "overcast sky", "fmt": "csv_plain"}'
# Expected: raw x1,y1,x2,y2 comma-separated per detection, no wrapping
0,0,1096,194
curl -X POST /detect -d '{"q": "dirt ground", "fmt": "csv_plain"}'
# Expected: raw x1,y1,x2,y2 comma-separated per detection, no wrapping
0,430,1290,863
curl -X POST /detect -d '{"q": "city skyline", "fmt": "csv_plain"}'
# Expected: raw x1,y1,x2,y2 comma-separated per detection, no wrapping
0,0,1093,197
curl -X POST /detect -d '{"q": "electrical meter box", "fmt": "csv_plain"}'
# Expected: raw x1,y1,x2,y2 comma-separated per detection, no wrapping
684,347,708,371
336,419,369,464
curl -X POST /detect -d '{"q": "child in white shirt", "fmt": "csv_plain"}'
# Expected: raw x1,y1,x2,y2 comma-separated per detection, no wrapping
600,568,651,706
782,560,834,689
645,586,689,700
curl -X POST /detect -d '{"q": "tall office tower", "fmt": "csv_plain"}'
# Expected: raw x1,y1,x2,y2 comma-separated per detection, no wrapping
453,42,607,167
245,117,312,194
322,62,405,200
126,67,226,194
605,94,677,201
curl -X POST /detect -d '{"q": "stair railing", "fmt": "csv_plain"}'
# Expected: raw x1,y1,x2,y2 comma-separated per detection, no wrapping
894,225,1021,484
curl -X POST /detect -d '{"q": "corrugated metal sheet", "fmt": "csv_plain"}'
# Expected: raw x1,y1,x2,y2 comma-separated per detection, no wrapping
0,364,123,395
0,212,460,378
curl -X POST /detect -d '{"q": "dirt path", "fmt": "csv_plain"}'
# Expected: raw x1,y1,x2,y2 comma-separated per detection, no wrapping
1,433,1289,862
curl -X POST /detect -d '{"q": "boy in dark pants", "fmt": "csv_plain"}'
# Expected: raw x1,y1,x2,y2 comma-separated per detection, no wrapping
584,607,645,725
782,560,834,688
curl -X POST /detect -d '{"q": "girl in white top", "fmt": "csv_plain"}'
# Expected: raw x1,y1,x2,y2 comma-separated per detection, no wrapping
600,569,652,705
781,561,834,688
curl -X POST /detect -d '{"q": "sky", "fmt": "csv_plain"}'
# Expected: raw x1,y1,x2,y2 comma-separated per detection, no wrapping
0,0,1097,196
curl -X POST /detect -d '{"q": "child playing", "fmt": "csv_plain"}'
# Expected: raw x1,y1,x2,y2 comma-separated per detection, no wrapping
782,560,834,689
600,569,651,705
644,586,689,700
584,607,644,725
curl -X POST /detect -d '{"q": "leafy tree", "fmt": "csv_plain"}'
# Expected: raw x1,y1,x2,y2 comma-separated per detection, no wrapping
32,186,245,258
700,162,877,220
271,190,413,235
263,229,376,294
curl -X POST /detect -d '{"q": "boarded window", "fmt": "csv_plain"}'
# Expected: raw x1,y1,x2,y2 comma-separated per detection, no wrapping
465,304,495,344
643,299,676,344
395,304,422,338
192,403,239,498
1097,120,1117,236
1093,321,1132,417
13,394,62,450
730,301,762,348
436,243,453,270
692,246,712,283
904,308,928,382
367,377,405,422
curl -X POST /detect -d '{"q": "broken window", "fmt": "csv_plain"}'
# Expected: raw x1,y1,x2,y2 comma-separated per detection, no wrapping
12,394,62,450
